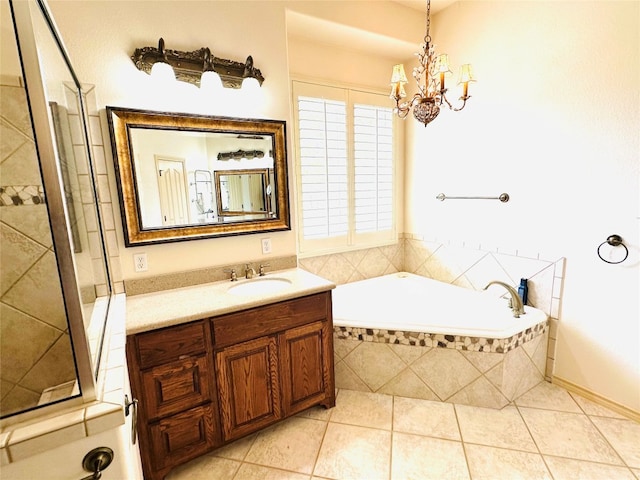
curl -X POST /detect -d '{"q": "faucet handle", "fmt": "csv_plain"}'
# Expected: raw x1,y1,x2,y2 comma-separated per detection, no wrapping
259,263,270,276
223,268,237,281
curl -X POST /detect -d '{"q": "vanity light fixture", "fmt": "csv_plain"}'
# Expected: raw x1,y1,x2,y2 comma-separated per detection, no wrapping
217,149,266,161
390,0,475,126
132,38,264,89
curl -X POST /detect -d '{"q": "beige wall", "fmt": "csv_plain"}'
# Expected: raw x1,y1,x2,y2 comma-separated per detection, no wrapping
405,1,639,411
48,0,298,279
45,0,639,412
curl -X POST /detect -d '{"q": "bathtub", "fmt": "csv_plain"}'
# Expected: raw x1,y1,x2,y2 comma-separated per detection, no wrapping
331,272,550,409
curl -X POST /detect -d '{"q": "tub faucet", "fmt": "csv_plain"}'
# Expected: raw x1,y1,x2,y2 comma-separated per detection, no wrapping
245,264,256,279
483,281,525,318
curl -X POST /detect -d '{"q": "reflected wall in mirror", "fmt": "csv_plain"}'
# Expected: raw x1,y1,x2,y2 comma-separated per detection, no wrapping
106,107,290,246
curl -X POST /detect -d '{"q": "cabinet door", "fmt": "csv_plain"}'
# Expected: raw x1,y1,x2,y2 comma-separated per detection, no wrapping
141,355,212,421
148,404,217,471
280,320,334,416
215,335,281,441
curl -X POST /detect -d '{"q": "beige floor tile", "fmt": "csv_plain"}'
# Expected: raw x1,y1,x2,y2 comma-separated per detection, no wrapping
314,423,391,480
519,407,623,464
465,444,552,480
631,467,640,479
455,404,537,452
590,416,640,468
296,404,333,421
393,396,460,440
244,416,327,474
330,389,393,430
515,381,582,412
544,455,637,480
391,431,469,480
212,433,257,460
165,454,240,480
234,463,312,480
570,393,627,418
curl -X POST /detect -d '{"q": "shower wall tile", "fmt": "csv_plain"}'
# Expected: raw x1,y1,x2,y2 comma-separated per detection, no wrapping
0,141,41,186
0,304,61,384
20,334,76,394
0,82,33,137
0,223,47,296
2,250,67,331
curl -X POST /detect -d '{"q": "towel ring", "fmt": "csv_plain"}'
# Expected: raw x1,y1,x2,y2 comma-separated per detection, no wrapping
597,234,628,264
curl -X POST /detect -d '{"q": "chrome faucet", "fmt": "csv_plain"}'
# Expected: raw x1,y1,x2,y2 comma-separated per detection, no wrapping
245,264,256,279
483,281,525,318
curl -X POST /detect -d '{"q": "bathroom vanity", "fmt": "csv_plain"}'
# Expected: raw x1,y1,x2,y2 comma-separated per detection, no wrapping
125,269,336,480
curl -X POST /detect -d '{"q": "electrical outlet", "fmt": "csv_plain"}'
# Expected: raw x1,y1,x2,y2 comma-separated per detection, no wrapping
133,253,148,272
261,238,272,255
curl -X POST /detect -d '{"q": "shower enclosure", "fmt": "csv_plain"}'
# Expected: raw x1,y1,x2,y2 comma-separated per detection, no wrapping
1,0,113,421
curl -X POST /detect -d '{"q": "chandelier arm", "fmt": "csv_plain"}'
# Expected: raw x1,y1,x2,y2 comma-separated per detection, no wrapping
451,96,470,112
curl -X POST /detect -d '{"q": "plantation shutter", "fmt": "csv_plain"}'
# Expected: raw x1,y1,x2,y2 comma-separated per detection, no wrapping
297,96,348,240
353,104,393,233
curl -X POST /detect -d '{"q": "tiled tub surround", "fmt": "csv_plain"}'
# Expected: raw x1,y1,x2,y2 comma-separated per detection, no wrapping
335,329,549,410
299,236,565,380
332,273,549,409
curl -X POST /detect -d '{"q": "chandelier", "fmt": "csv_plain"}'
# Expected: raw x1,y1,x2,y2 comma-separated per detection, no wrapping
390,0,475,126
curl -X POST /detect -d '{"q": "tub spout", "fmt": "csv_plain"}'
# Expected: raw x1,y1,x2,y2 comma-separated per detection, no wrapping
483,281,525,318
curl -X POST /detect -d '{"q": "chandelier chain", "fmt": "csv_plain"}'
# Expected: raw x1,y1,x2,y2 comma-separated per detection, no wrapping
424,0,431,45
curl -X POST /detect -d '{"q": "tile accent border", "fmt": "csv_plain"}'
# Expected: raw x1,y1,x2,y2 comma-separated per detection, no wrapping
334,320,548,354
0,186,45,206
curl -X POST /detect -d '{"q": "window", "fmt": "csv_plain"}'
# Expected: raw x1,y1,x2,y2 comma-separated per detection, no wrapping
293,81,397,255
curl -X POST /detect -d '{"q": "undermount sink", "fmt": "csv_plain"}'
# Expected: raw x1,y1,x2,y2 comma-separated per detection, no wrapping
227,277,293,296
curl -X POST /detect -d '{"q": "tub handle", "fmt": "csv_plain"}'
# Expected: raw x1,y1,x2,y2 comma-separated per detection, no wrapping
597,234,628,264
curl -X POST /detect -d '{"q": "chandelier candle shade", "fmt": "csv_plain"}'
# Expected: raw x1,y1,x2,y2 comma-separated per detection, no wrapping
390,0,475,126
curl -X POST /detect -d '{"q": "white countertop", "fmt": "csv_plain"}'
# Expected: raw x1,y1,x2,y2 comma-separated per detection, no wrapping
125,268,335,335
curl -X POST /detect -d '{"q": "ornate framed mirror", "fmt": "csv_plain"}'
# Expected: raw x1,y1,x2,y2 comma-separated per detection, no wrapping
106,107,290,246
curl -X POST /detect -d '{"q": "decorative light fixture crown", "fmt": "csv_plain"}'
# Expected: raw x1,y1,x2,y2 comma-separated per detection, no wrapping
390,0,475,126
132,38,264,89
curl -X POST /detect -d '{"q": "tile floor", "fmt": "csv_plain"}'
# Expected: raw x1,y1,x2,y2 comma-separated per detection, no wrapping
167,382,640,480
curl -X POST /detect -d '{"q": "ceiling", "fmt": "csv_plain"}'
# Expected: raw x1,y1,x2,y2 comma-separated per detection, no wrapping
393,0,458,13
286,1,459,61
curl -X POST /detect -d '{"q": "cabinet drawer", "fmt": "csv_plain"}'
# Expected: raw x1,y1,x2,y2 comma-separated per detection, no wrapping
212,292,329,347
134,321,208,369
141,355,212,420
148,404,217,471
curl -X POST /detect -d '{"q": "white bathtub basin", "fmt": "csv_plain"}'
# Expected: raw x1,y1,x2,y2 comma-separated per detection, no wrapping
227,277,293,296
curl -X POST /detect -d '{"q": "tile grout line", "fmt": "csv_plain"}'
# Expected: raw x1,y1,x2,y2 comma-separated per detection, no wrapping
309,411,332,479
452,403,473,479
388,395,394,480
513,403,556,479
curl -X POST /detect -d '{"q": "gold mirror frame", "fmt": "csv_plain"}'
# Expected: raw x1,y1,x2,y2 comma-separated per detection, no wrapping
106,107,290,246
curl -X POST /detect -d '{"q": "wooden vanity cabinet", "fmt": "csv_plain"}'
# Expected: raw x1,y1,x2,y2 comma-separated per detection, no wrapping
213,292,335,441
126,291,335,480
126,320,220,480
